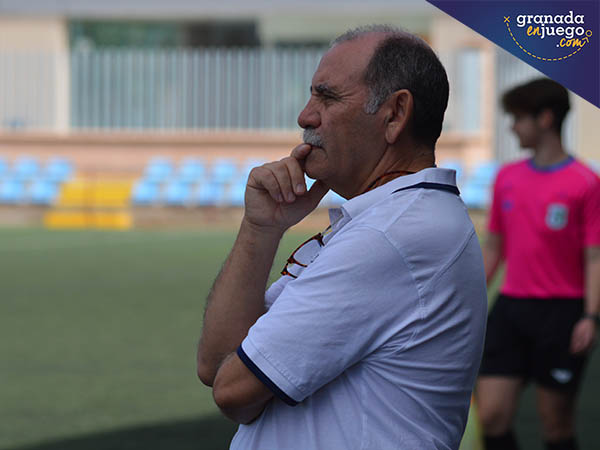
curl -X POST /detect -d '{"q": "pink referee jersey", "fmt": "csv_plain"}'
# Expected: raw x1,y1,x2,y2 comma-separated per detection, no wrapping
489,157,600,299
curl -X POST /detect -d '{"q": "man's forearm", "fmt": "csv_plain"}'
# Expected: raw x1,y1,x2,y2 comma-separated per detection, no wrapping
197,219,283,386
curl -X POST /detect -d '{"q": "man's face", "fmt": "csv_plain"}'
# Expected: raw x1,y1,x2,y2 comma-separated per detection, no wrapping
297,35,387,197
510,112,542,149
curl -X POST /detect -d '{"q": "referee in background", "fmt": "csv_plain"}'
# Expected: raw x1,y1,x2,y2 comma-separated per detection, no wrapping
476,78,600,450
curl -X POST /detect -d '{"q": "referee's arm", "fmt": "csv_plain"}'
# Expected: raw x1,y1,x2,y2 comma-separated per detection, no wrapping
482,232,503,285
570,246,600,354
584,246,600,318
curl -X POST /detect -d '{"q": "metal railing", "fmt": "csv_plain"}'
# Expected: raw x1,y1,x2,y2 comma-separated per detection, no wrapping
0,46,486,135
0,48,325,132
0,52,62,131
70,48,323,131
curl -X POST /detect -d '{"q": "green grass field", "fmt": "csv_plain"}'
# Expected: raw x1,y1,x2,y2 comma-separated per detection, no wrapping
1,228,598,450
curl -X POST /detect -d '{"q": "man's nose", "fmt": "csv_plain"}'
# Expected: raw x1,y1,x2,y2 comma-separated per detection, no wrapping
297,99,320,129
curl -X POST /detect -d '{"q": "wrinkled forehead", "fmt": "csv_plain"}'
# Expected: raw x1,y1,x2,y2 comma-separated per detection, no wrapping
311,34,384,90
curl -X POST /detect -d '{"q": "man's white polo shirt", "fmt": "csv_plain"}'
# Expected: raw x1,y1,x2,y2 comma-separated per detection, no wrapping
231,168,487,450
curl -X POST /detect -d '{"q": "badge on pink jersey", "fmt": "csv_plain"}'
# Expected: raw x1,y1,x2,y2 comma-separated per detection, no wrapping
546,203,569,230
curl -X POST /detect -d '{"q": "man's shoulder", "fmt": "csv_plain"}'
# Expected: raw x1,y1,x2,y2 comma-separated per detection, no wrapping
354,187,475,257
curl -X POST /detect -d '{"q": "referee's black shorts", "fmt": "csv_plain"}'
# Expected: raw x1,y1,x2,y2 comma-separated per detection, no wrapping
479,294,589,393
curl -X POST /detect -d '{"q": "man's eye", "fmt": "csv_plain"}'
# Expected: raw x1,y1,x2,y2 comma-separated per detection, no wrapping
319,94,337,103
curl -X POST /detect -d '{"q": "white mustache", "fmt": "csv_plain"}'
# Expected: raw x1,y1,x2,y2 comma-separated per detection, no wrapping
303,129,324,148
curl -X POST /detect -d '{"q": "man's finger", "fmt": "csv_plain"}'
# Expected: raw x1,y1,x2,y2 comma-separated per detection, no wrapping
249,166,284,203
266,162,296,203
290,143,312,161
281,157,306,195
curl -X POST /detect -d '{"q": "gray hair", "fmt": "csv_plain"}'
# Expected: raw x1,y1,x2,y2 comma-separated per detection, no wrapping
331,25,449,149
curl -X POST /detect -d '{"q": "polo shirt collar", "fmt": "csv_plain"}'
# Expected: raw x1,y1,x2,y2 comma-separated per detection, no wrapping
340,167,457,220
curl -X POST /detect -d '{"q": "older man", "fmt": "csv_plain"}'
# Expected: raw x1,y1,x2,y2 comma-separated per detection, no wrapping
197,25,487,450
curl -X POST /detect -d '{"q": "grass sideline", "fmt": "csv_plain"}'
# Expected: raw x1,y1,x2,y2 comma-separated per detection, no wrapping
1,228,598,450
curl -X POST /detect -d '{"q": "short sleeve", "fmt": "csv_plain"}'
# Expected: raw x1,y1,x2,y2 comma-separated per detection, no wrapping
239,226,420,405
264,276,290,310
583,176,600,247
488,171,504,235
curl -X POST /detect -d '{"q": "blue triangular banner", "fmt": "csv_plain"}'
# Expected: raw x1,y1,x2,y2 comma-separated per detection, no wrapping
426,1,599,108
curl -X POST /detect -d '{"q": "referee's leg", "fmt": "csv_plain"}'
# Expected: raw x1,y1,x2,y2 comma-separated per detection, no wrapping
476,376,524,450
536,386,578,450
532,297,586,450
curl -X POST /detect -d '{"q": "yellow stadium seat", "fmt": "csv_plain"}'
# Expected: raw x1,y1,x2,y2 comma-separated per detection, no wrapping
56,179,134,208
46,177,134,230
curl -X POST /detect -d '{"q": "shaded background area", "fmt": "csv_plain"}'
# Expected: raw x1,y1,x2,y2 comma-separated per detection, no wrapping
9,416,237,450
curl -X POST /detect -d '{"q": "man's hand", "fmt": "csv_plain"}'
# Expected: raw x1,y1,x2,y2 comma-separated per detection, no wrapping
570,318,597,355
244,144,329,232
197,143,329,387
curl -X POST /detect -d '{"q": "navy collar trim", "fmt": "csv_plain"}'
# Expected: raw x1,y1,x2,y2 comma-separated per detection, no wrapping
527,156,574,173
392,182,460,196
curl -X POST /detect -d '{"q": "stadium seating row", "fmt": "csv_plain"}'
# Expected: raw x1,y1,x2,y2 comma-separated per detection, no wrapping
0,157,73,205
3,155,597,209
131,157,346,207
139,157,261,185
0,156,73,182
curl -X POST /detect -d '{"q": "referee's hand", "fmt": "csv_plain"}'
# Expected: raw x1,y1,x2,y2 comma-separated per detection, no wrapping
570,318,597,355
243,144,329,234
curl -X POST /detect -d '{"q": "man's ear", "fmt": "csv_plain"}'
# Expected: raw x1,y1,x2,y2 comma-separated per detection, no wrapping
536,108,555,131
384,89,413,145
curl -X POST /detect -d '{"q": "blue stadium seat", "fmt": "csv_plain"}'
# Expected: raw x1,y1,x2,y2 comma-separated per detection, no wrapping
29,180,60,205
195,182,226,206
210,159,238,184
131,180,160,205
0,179,26,204
44,158,73,183
470,161,499,184
164,180,192,206
0,157,7,178
461,184,490,209
12,156,39,181
460,161,499,209
144,157,173,184
228,182,246,207
177,158,206,184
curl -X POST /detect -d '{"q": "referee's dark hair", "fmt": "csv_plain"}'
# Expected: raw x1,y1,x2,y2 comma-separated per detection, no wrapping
502,78,570,135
